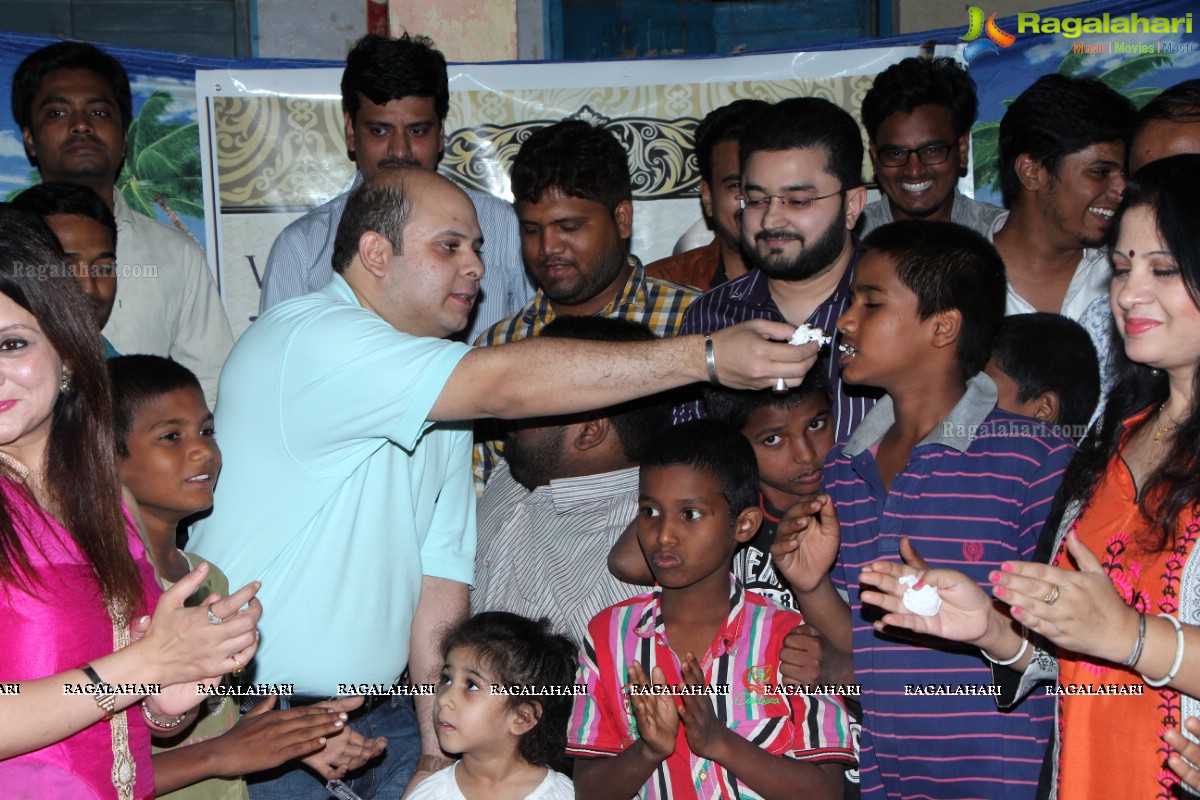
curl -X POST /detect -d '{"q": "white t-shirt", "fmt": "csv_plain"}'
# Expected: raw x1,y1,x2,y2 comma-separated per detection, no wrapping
406,763,574,800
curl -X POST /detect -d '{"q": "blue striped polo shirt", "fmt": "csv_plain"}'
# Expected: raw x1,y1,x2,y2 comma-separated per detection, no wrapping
826,374,1075,800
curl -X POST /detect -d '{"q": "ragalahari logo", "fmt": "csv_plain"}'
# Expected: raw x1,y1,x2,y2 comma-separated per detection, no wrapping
961,7,1017,62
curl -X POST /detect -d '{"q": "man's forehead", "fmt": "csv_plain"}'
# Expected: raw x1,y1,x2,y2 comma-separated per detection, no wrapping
39,68,117,100
743,146,835,183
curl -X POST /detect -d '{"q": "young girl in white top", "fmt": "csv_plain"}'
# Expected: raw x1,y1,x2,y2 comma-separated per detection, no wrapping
409,612,577,800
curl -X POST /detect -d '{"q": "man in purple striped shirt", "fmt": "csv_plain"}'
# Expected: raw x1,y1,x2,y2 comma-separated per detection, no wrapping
675,97,879,442
784,220,1073,799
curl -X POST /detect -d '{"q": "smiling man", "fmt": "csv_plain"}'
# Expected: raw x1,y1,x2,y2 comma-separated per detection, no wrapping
676,97,877,443
257,34,530,342
990,74,1134,322
12,41,234,403
190,166,818,799
859,57,1003,237
474,119,699,483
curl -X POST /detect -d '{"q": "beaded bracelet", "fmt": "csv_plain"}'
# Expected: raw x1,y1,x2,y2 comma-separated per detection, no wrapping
142,701,188,729
1142,613,1185,688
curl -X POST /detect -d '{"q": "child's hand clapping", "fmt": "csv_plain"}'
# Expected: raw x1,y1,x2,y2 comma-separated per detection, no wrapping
678,653,729,762
627,661,678,760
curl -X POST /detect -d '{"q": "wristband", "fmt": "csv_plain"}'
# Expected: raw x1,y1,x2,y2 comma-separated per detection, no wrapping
82,664,117,717
1142,613,1185,688
703,334,720,385
982,636,1028,667
1122,612,1146,668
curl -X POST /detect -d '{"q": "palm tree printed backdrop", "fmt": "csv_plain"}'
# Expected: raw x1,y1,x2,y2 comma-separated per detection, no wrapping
117,90,203,242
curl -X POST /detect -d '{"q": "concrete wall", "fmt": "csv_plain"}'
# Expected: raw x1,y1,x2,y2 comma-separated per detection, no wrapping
896,0,1064,35
389,0,518,61
256,0,364,60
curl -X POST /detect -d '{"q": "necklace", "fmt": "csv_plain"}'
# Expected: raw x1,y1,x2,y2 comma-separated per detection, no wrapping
1153,403,1179,445
0,450,30,482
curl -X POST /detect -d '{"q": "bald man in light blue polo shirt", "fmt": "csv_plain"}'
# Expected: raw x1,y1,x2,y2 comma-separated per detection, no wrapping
190,166,818,799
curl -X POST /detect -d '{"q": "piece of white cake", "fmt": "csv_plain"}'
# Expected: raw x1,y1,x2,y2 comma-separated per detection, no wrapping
788,324,832,346
899,575,942,616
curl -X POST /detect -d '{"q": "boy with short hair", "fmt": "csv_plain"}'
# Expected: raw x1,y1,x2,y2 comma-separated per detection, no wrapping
984,312,1100,438
703,373,834,610
12,181,120,356
777,220,1075,799
570,420,854,800
109,355,382,799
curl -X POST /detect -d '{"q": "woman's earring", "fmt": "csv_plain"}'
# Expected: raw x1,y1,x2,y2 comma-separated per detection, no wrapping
60,368,73,394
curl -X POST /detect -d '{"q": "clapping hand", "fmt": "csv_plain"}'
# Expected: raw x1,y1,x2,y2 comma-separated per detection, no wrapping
626,661,678,761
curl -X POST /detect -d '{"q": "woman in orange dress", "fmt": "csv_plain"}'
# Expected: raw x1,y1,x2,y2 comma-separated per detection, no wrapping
859,154,1200,800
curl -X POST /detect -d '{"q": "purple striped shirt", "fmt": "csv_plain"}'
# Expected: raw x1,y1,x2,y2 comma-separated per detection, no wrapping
673,263,877,442
826,374,1074,800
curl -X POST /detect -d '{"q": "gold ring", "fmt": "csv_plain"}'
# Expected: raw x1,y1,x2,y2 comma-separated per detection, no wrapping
231,654,245,676
1043,585,1060,605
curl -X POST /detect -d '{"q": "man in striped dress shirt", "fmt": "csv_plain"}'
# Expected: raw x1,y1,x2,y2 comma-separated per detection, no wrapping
675,97,878,442
257,33,531,343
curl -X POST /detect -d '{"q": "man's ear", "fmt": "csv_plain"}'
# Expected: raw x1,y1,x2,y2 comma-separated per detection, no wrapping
508,701,541,737
956,133,970,177
357,230,393,279
733,505,763,544
1016,153,1045,193
21,127,37,163
343,112,357,157
1029,390,1061,424
699,179,715,220
612,199,634,240
844,185,868,231
571,418,612,453
930,308,963,351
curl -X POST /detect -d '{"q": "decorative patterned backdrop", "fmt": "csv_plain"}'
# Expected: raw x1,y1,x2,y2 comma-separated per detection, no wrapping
211,75,874,211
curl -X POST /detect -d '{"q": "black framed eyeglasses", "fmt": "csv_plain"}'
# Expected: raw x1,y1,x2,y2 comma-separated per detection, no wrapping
876,143,954,168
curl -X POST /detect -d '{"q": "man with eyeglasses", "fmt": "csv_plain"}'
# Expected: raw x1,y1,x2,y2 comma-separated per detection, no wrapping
675,96,877,444
858,57,1004,238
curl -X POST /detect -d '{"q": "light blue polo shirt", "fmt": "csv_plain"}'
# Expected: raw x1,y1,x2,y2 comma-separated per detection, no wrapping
190,274,475,695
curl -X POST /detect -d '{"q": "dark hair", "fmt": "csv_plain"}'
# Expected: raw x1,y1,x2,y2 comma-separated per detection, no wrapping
1133,79,1200,137
108,356,204,458
510,120,632,213
861,220,1006,379
694,99,771,186
331,177,414,273
341,34,449,123
539,317,669,461
999,75,1135,207
861,57,978,141
991,313,1099,432
641,420,759,516
441,612,577,767
0,205,142,614
1057,154,1200,551
704,366,832,431
11,182,118,250
739,97,864,191
12,41,133,142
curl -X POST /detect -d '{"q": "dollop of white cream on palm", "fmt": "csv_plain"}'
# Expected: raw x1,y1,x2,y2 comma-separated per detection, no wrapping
899,575,942,616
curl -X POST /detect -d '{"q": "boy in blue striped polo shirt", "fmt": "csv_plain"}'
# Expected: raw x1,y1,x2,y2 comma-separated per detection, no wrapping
774,220,1075,800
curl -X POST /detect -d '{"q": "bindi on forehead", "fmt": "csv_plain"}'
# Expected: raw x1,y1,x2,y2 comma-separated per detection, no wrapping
1129,250,1136,257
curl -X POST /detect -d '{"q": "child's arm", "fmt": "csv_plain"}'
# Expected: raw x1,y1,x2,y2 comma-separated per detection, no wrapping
574,661,677,800
677,655,843,800
771,496,852,655
608,518,654,586
151,695,352,794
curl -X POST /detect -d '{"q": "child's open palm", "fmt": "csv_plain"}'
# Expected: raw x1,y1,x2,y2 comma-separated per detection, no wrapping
627,661,678,759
